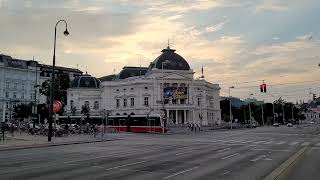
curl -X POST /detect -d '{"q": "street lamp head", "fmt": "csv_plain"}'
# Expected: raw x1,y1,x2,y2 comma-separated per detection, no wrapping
63,28,69,36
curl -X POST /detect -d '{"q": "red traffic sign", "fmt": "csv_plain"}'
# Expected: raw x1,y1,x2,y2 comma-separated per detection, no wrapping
53,100,62,113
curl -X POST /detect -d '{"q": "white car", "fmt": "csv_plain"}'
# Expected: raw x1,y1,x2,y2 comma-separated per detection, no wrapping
286,123,293,127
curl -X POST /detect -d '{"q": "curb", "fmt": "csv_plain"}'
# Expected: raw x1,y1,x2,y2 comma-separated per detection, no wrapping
263,146,308,180
0,138,119,152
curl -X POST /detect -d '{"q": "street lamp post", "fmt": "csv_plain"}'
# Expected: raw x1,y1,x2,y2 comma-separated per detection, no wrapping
282,103,285,125
161,60,169,134
229,86,234,129
249,93,253,125
272,101,276,125
48,20,69,142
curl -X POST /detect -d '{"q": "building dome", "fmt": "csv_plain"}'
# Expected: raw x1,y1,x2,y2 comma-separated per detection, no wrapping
149,46,190,71
71,74,101,88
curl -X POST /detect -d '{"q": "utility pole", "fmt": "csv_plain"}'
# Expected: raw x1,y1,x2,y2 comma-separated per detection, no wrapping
248,93,253,125
229,86,234,129
261,103,264,126
282,103,285,125
272,102,276,124
291,105,294,124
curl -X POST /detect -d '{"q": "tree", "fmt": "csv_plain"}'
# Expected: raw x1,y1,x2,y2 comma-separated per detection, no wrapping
13,104,32,121
37,104,49,123
81,105,90,116
39,73,70,104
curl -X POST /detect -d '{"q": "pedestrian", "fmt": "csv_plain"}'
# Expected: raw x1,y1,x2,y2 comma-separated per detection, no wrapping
1,122,5,141
65,123,69,136
10,123,14,137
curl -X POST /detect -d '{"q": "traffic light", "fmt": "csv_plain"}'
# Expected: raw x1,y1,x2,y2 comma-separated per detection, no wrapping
260,83,267,93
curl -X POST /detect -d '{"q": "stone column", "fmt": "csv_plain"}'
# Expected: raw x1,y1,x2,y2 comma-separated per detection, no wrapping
175,110,178,124
184,110,187,124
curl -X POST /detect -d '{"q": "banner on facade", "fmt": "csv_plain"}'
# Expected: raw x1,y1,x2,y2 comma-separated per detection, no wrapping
163,87,187,99
174,87,187,99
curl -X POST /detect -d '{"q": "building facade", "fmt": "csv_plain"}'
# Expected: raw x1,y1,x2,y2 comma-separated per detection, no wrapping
0,54,40,122
66,47,221,126
0,54,83,122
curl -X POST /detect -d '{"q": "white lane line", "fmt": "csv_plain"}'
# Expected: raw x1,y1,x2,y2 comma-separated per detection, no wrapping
163,166,199,179
289,142,299,146
250,155,266,162
105,160,147,171
263,141,274,145
220,170,231,176
276,141,286,145
217,148,231,152
301,142,310,146
251,148,290,152
254,141,267,144
221,153,240,160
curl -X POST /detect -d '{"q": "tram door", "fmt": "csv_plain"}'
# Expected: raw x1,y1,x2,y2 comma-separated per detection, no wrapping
148,118,156,132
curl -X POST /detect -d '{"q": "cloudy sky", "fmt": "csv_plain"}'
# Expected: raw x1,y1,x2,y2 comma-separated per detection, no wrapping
1,0,320,103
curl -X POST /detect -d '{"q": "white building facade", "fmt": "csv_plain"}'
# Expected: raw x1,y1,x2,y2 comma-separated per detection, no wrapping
0,54,40,122
66,47,221,126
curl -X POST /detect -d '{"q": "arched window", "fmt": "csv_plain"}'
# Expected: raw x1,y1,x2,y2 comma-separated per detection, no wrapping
123,113,127,115
84,101,89,108
94,101,99,109
130,112,135,115
116,113,120,115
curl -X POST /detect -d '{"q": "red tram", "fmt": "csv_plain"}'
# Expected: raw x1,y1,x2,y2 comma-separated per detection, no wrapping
107,115,167,133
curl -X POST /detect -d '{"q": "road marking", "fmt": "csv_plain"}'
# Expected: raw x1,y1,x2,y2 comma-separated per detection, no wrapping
251,148,290,152
217,148,231,152
315,142,320,146
254,141,267,144
289,142,299,146
276,141,286,145
220,170,231,176
263,147,308,180
64,155,110,164
301,142,310,146
221,153,240,160
105,160,147,171
263,141,273,145
250,155,266,162
163,166,199,179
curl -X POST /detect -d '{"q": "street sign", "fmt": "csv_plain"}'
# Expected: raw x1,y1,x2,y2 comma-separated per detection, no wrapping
53,100,62,113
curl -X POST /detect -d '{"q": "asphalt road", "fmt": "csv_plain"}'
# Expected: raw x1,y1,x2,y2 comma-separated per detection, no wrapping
0,125,319,180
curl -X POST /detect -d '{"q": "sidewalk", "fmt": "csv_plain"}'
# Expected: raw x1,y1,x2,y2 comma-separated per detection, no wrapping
0,132,118,151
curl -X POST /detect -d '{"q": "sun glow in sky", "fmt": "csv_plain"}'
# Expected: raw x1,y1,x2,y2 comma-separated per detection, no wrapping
1,0,320,103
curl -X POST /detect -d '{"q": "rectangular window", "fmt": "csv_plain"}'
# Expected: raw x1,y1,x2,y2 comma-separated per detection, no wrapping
13,92,17,98
144,97,149,106
30,93,35,100
197,97,201,106
123,99,127,107
21,83,25,90
180,99,185,104
5,82,9,89
130,98,134,107
14,83,17,89
6,102,9,109
12,102,17,108
5,92,9,98
116,99,120,108
21,93,25,99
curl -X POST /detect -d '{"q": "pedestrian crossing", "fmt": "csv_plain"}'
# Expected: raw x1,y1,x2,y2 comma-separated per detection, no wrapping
211,138,320,147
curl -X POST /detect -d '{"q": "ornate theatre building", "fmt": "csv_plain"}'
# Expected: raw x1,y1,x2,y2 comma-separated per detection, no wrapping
66,46,221,126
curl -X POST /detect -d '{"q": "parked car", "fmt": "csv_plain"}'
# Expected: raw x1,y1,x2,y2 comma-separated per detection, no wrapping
273,123,279,127
286,123,293,127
